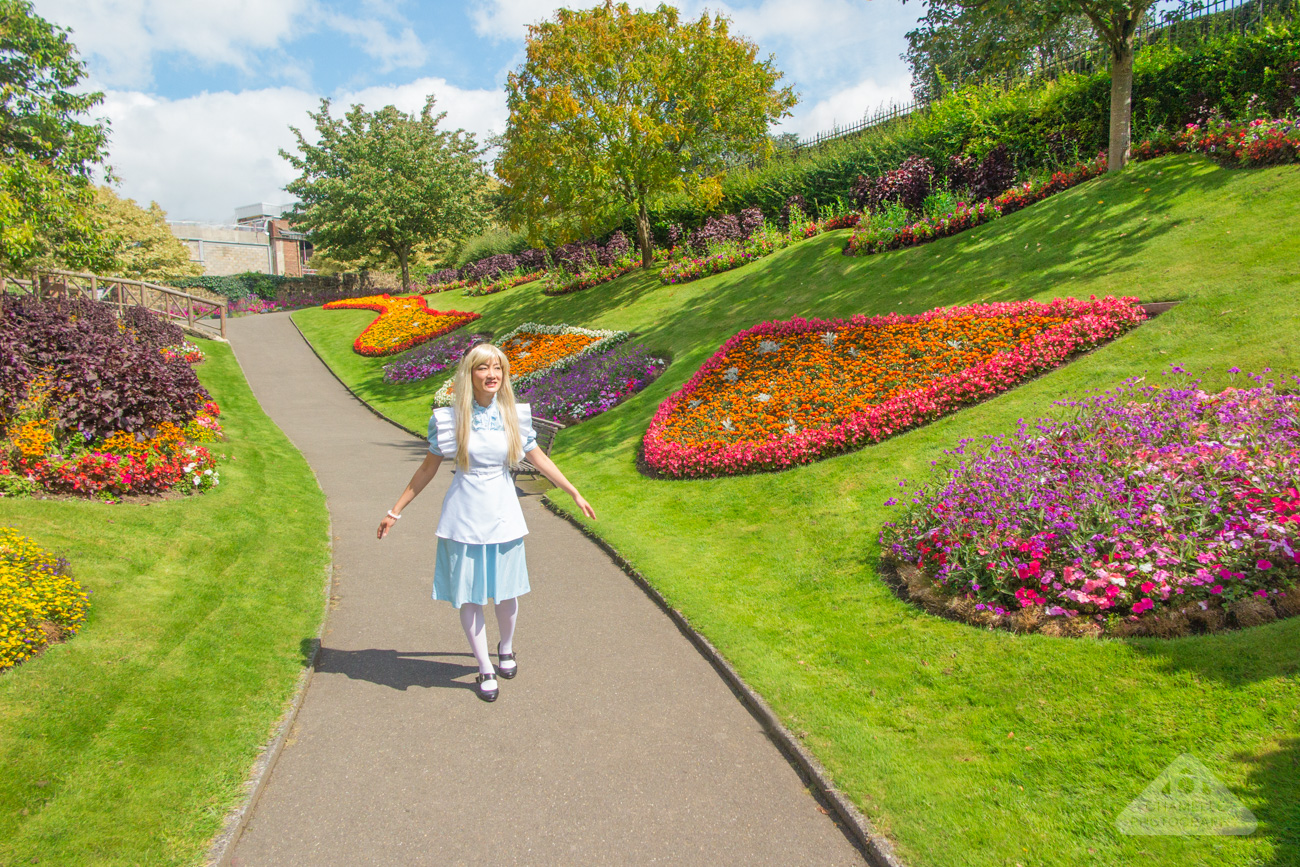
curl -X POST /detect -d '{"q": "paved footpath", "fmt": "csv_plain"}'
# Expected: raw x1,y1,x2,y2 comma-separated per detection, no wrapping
224,312,865,866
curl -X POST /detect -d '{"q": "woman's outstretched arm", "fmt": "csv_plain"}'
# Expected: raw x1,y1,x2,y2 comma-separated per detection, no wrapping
524,448,596,520
377,452,444,539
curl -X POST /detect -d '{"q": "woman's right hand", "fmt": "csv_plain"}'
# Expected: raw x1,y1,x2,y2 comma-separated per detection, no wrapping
377,515,398,540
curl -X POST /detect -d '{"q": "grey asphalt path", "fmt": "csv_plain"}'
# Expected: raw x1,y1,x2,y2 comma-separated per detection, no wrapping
224,311,865,866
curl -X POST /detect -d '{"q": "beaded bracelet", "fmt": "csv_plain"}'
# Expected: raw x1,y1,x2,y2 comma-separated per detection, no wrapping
387,510,402,520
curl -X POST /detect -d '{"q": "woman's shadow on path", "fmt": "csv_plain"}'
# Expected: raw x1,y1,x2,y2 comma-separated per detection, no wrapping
301,638,478,691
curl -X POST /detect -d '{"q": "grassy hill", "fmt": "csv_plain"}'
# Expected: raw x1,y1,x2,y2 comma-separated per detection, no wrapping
294,154,1300,867
0,343,331,866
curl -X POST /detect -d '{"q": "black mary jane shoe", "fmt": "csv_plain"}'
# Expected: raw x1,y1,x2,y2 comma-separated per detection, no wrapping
475,671,499,702
496,642,517,679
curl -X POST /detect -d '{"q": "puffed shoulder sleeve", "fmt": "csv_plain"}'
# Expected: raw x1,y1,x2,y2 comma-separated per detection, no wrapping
517,403,538,453
428,407,456,457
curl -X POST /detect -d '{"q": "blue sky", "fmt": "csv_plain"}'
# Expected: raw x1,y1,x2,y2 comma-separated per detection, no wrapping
33,0,924,221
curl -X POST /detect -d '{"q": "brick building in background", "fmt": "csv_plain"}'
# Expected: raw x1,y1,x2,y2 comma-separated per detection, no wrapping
169,203,314,277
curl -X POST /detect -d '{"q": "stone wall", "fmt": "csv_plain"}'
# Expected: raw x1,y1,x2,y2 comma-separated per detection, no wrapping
171,224,273,276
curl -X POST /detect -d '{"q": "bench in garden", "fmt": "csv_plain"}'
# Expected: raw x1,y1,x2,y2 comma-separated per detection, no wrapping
514,415,565,481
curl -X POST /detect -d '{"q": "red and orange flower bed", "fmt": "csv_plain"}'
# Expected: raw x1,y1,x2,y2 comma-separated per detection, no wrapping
643,297,1147,478
323,294,481,356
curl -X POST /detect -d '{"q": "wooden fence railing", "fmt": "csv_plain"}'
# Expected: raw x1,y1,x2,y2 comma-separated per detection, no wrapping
0,269,227,339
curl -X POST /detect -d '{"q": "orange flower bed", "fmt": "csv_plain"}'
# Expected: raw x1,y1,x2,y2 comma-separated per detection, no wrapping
500,331,600,378
432,323,630,405
645,297,1147,477
323,294,481,356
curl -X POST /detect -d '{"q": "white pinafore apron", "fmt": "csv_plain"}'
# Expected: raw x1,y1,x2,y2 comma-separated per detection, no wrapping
428,401,536,606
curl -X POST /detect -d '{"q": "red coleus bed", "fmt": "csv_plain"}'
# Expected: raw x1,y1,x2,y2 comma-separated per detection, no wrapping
323,294,481,356
643,297,1147,478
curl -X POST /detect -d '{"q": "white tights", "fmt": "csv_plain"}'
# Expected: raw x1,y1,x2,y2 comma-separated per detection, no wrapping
459,598,518,676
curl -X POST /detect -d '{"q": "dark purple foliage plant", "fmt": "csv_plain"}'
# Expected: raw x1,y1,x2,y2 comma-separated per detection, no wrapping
2,297,211,443
971,145,1017,202
851,174,876,210
872,156,934,213
463,252,519,283
779,194,808,229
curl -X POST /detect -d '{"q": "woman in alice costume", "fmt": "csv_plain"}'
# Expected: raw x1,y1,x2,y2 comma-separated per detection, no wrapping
377,343,596,702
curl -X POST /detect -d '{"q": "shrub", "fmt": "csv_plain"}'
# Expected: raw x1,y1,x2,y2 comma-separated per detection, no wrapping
970,144,1018,201
779,194,808,230
463,252,518,283
872,155,935,213
0,529,90,671
850,175,875,210
455,228,529,267
688,214,744,255
3,297,210,442
168,272,290,301
598,230,631,266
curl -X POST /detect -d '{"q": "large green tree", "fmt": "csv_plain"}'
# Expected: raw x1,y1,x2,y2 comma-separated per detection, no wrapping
915,0,1165,172
496,2,797,267
0,0,111,274
905,0,1095,102
281,96,488,289
91,185,202,280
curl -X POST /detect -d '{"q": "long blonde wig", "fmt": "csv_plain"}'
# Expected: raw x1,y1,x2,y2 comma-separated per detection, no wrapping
451,343,523,470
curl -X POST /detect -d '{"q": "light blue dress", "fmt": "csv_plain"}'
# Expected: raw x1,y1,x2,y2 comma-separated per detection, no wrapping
428,398,537,608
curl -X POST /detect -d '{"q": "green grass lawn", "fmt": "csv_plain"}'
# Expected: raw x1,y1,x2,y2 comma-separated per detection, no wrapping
294,154,1300,867
0,341,331,866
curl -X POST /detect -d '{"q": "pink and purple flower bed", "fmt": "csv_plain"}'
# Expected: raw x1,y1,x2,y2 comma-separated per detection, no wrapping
516,344,667,425
879,372,1300,638
383,332,491,384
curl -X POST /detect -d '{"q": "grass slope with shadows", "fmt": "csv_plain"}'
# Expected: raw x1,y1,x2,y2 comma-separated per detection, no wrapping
0,341,331,866
293,154,1300,867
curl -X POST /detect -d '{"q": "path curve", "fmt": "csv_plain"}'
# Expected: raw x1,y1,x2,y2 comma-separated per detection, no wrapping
223,312,866,866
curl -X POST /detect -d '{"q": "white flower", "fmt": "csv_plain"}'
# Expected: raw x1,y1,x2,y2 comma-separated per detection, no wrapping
785,419,798,435
193,474,202,484
182,463,196,473
757,339,780,354
821,331,836,347
203,469,212,475
721,417,734,431
722,366,740,383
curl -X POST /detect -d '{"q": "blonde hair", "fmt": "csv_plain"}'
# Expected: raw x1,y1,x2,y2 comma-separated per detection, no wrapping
451,343,524,471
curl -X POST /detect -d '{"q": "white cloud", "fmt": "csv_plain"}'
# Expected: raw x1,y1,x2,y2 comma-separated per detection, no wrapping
776,74,915,139
34,0,309,88
100,79,507,222
33,0,430,89
318,11,428,72
468,0,566,40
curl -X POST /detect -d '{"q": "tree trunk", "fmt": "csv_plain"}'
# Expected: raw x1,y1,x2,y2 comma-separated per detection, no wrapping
397,247,410,293
1107,41,1136,173
635,200,653,269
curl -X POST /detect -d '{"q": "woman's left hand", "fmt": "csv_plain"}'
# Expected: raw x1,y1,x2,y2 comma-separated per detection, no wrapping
573,493,596,521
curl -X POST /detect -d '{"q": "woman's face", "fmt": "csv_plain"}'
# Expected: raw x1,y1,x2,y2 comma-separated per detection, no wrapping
471,356,503,401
